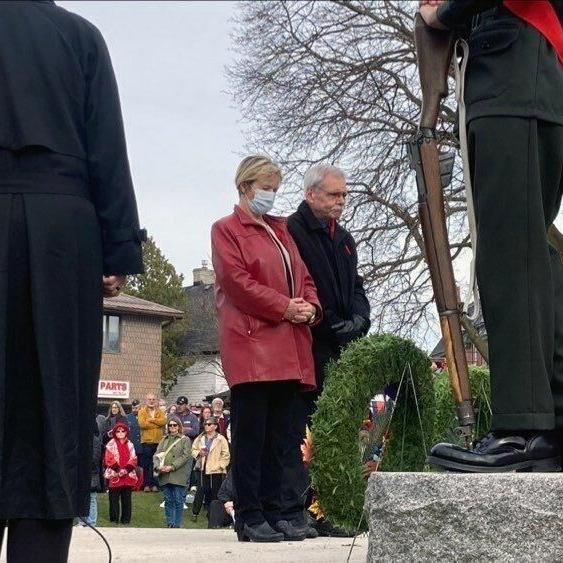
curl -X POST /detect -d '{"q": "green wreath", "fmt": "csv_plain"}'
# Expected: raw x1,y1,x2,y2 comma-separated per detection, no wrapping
309,333,491,531
309,333,434,531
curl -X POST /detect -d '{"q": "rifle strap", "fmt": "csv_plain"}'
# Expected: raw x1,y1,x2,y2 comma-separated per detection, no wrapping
454,38,481,321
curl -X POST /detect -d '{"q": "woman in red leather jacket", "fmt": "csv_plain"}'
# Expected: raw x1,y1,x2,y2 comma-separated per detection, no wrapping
211,155,321,543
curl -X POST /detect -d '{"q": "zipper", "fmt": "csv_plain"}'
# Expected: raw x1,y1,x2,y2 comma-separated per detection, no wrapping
245,315,255,336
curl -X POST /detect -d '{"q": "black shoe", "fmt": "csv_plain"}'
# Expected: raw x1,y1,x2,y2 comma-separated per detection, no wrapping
288,515,319,539
427,431,561,472
311,518,354,538
271,520,306,541
236,522,284,543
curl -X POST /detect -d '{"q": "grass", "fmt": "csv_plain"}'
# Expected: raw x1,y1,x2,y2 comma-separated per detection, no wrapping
95,491,209,529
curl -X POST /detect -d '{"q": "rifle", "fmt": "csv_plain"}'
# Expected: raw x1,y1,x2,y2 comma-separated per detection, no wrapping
407,13,475,442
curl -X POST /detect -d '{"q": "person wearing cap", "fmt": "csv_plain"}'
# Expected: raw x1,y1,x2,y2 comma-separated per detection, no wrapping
126,400,142,460
175,396,200,440
103,422,138,525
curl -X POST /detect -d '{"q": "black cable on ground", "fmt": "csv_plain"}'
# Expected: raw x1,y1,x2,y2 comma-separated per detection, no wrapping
78,518,112,563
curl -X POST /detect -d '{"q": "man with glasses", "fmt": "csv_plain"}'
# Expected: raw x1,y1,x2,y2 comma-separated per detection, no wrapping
285,163,371,536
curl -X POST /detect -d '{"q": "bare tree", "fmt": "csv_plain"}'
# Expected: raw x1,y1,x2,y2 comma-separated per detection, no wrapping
228,0,470,343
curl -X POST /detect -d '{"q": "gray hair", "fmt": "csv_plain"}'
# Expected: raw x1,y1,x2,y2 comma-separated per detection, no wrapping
303,164,346,196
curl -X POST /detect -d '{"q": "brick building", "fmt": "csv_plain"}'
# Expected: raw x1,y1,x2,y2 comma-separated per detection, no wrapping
99,294,183,409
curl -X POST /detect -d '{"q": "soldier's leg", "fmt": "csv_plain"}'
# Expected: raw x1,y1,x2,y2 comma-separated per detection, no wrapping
545,124,563,426
469,117,561,430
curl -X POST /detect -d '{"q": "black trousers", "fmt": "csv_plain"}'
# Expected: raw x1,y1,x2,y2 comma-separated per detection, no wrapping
280,392,313,522
0,519,72,563
108,487,132,524
140,443,158,489
231,381,300,527
191,469,204,516
192,472,224,516
469,117,563,430
208,500,232,528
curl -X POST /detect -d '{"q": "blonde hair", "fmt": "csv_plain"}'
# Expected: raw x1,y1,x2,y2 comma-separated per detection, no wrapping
235,155,282,192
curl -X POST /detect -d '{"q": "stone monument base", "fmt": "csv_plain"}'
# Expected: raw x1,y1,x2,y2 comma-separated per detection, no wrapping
365,472,563,562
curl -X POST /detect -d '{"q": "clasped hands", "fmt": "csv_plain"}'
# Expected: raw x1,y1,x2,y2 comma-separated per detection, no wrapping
283,297,316,324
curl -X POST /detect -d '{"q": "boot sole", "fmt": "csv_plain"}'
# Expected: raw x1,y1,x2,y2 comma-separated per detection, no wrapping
237,532,284,543
427,455,562,473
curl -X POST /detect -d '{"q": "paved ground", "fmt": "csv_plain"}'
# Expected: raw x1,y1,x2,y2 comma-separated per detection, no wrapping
7,528,367,562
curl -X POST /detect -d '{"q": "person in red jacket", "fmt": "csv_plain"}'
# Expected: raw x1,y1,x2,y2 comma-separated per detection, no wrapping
104,422,138,525
211,155,322,543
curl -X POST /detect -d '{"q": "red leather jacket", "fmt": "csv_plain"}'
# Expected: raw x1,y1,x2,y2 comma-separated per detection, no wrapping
211,206,321,390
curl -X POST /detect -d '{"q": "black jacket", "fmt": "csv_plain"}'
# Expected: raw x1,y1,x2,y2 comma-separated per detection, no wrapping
437,0,563,124
288,202,370,382
0,0,144,274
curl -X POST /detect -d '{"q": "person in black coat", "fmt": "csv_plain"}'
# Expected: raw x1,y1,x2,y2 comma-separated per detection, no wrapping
420,1,563,472
288,164,371,398
284,163,370,535
0,2,145,560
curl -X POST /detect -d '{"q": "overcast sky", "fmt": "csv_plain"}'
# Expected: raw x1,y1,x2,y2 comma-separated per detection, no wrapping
59,0,563,296
60,1,244,286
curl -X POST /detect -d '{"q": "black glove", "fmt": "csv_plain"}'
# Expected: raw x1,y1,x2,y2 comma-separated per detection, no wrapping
331,314,369,345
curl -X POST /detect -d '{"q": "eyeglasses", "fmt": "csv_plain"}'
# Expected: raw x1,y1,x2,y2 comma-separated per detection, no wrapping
115,429,126,433
168,423,179,427
204,423,216,427
318,188,347,201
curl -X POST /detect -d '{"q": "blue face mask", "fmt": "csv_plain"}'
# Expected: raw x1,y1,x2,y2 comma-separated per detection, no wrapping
248,188,276,215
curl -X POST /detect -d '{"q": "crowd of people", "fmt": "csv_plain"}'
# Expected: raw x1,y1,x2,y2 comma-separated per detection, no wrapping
87,395,232,529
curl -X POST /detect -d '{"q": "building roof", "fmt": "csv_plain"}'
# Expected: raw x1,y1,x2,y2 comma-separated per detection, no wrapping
182,283,218,354
103,293,184,320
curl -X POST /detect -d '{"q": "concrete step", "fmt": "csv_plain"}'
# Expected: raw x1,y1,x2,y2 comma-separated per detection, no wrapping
365,472,563,562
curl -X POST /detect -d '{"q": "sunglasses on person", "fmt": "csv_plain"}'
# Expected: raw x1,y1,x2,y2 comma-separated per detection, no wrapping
204,422,216,427
115,429,126,433
168,423,179,427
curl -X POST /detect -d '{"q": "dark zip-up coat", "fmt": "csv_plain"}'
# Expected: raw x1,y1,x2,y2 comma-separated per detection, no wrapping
288,201,370,389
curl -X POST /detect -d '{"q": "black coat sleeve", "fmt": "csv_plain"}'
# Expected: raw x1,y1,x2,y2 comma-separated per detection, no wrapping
217,470,235,503
349,234,371,330
436,0,503,29
85,28,145,276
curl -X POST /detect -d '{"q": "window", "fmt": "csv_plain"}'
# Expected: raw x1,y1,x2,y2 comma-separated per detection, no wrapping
102,315,121,353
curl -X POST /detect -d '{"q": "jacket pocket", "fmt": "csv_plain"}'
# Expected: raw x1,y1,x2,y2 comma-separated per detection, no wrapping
466,24,520,104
